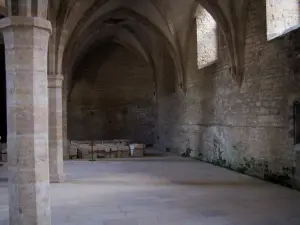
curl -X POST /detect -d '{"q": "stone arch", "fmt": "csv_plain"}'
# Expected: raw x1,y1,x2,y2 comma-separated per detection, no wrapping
55,1,145,70
55,0,184,96
118,26,158,101
68,39,155,99
66,27,157,99
184,0,248,87
61,7,183,100
158,47,177,98
68,43,156,144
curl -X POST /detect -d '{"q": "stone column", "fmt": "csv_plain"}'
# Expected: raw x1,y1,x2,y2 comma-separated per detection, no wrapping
0,17,52,225
48,75,65,183
62,88,69,160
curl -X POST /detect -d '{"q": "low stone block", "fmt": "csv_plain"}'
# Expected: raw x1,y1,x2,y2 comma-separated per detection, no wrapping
132,148,144,157
110,150,118,158
96,150,106,158
1,153,7,162
117,145,130,151
117,148,130,158
78,144,91,158
133,144,145,149
69,140,141,159
0,144,7,162
114,139,130,146
68,144,78,159
121,150,130,158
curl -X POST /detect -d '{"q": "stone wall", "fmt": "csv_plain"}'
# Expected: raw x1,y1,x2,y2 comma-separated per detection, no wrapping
155,45,183,151
68,44,156,144
156,0,300,187
196,5,217,69
266,0,300,40
0,43,5,143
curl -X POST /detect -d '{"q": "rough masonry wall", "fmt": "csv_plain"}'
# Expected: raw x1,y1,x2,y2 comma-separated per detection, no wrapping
155,49,184,151
0,44,5,143
157,0,300,186
266,0,300,40
68,44,156,144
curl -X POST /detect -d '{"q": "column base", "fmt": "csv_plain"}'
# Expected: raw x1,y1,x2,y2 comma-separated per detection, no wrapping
50,173,65,183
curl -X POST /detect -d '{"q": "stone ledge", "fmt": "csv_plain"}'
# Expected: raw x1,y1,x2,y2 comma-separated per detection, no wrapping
268,25,300,41
0,16,52,32
48,75,64,88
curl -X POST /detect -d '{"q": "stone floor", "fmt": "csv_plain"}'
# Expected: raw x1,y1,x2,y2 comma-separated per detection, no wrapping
1,153,300,225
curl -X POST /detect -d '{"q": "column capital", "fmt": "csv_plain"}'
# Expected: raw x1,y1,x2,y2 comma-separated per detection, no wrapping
48,75,64,88
0,16,52,33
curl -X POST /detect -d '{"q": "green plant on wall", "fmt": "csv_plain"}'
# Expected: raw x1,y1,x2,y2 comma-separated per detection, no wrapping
211,138,227,167
207,141,295,188
236,155,294,187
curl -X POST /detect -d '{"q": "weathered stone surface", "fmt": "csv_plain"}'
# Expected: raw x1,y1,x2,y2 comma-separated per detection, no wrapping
266,0,300,40
62,89,69,160
156,0,300,188
0,16,52,225
1,7,300,225
295,149,300,186
69,140,133,159
48,75,64,183
0,143,7,162
68,45,156,145
1,1,300,225
1,157,300,225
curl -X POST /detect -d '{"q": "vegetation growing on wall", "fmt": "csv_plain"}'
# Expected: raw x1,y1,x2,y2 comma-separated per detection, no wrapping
195,138,295,188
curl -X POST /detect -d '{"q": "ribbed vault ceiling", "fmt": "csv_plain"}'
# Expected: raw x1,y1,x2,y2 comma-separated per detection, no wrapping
0,0,250,91
58,0,182,95
52,0,249,94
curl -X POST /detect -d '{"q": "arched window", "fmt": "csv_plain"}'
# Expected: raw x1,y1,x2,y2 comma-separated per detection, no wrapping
267,0,300,40
196,5,217,69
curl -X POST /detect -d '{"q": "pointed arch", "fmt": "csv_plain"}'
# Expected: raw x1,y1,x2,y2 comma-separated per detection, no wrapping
184,0,248,87
61,7,183,101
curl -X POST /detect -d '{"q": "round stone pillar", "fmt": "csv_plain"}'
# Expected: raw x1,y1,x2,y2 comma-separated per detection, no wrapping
0,16,52,225
62,91,69,160
48,75,65,183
